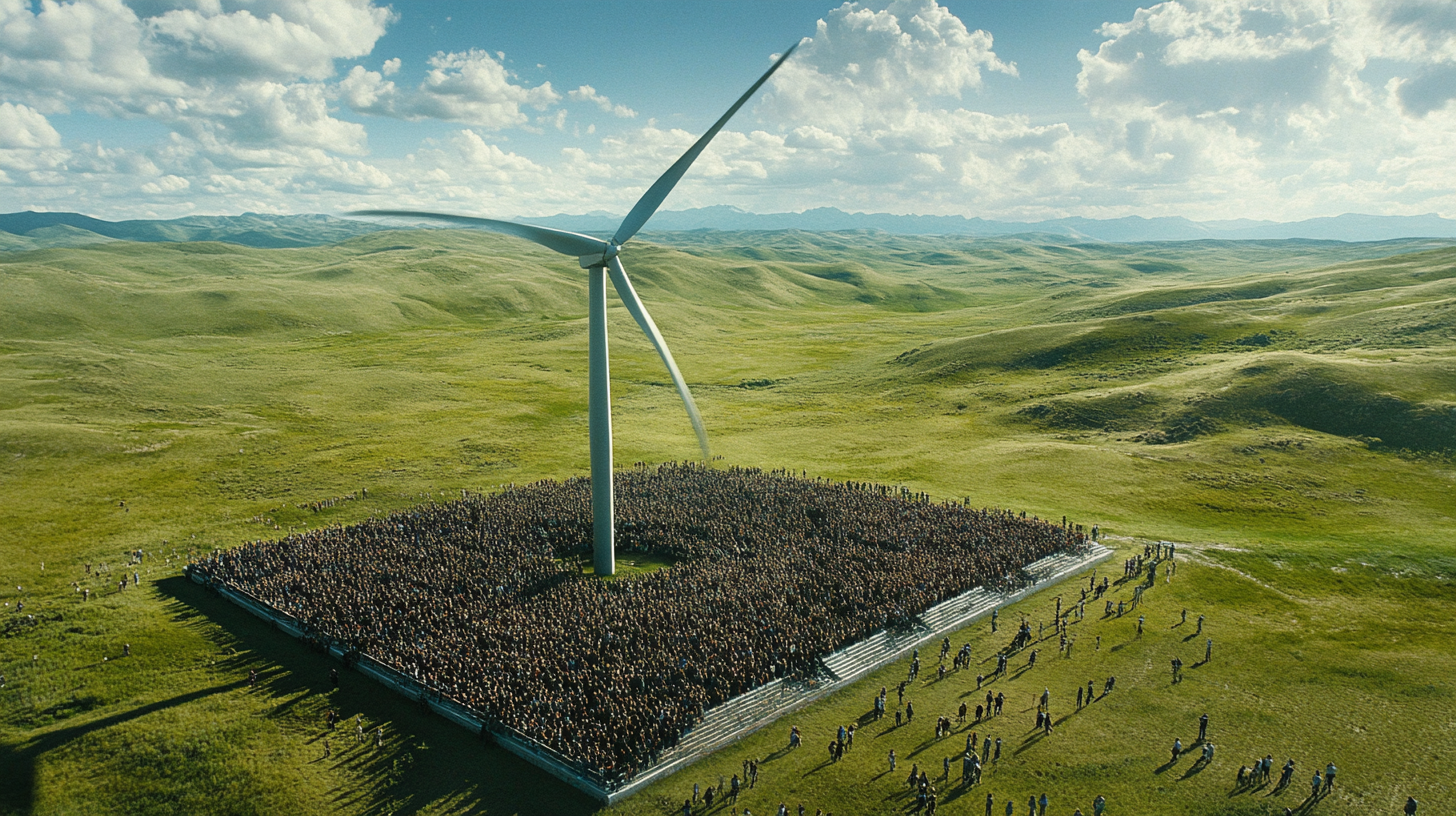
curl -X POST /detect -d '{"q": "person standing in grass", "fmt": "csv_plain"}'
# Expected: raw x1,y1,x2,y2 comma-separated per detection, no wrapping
1311,770,1323,799
1093,794,1106,815
985,792,994,816
889,748,897,772
1198,713,1208,742
1324,762,1337,792
1038,792,1048,815
1279,759,1295,789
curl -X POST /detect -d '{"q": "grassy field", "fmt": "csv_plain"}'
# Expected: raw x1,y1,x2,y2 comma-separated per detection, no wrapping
1,229,1453,815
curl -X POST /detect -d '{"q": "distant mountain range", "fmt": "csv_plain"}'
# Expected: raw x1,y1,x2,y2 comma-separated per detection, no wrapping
527,206,1456,243
5,207,1456,251
0,211,387,251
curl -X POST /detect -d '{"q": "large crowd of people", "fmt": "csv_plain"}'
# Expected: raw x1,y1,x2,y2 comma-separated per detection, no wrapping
192,463,1084,784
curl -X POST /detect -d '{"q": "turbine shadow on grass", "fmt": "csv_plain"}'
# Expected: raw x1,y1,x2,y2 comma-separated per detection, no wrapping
154,576,599,816
0,681,240,816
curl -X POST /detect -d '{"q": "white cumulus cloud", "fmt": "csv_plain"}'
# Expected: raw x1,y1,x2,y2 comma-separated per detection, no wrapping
567,85,636,119
341,49,560,129
0,101,61,148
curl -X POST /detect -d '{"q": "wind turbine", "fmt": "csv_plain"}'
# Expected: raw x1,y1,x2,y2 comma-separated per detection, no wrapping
353,43,797,576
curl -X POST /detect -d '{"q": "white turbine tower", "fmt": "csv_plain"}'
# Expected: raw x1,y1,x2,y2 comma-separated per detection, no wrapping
353,44,797,576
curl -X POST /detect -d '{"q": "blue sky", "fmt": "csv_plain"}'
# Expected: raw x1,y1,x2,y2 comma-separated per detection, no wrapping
2,0,1455,222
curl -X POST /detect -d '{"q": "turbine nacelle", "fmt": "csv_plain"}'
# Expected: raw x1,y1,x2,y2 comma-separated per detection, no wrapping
579,243,622,269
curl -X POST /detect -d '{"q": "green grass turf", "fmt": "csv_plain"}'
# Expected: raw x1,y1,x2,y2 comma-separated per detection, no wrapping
1,230,1453,815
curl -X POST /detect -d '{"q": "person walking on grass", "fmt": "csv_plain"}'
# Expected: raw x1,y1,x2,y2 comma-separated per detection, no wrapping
1279,759,1295,789
1311,771,1323,800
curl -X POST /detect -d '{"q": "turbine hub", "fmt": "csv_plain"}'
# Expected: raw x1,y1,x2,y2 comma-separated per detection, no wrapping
579,242,621,269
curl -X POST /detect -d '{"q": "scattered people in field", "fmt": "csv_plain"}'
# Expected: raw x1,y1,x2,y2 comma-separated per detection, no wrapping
192,464,1084,783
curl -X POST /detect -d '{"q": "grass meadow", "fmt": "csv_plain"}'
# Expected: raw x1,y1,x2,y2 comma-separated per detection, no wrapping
1,229,1453,815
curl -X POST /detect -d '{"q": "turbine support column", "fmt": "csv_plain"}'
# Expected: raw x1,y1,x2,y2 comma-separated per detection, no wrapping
587,263,615,577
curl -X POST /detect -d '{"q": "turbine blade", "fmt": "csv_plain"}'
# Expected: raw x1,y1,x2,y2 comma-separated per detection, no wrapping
606,256,710,460
612,42,799,246
349,209,609,258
